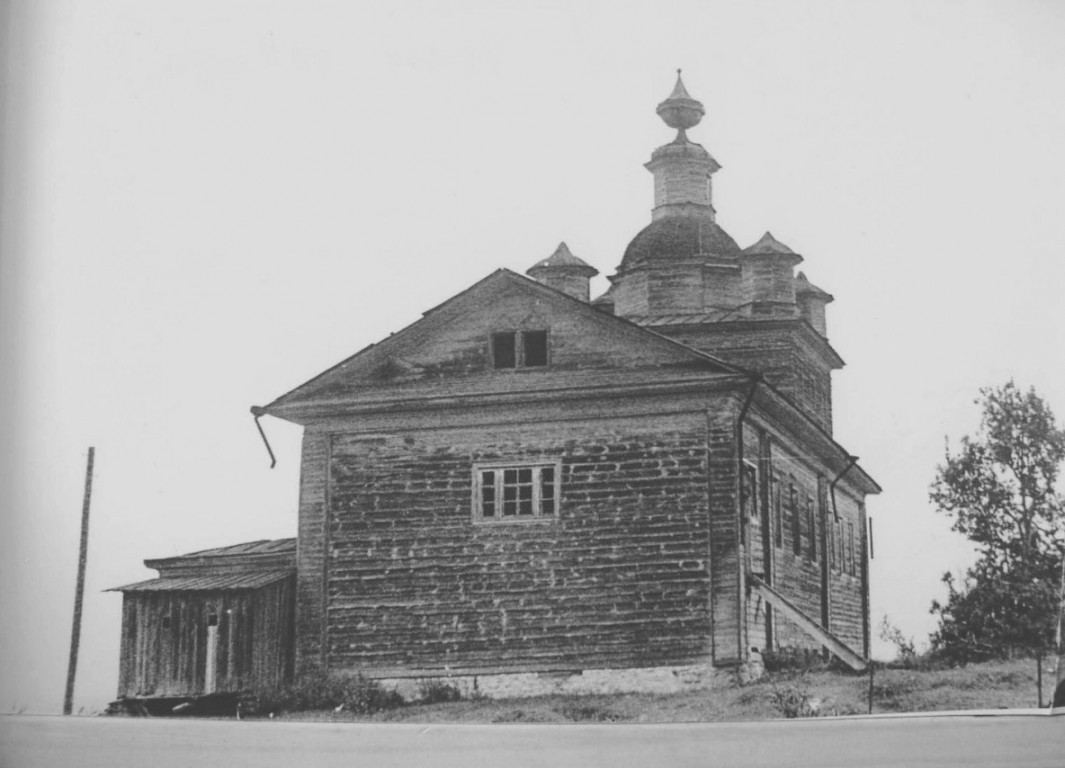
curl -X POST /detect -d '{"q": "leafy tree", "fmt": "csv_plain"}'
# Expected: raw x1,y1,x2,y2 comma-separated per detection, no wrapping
929,382,1065,663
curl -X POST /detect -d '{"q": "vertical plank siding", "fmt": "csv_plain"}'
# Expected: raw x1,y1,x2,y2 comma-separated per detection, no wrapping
116,577,295,698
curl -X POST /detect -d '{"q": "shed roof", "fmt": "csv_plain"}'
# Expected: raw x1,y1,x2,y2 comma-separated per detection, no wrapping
110,569,293,593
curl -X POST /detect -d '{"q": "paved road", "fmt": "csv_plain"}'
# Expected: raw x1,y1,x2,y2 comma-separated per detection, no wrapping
1,713,1062,768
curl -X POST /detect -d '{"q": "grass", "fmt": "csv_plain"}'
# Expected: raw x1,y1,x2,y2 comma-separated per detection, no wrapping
268,658,1051,724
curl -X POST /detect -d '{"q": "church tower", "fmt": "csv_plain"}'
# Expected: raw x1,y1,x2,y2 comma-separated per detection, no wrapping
601,73,842,432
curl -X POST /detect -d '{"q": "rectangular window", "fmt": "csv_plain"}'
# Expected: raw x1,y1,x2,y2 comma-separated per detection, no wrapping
492,330,549,369
773,477,783,548
847,520,856,575
522,330,548,367
492,332,517,369
835,519,843,572
474,462,559,522
790,483,801,556
806,496,817,561
742,462,758,519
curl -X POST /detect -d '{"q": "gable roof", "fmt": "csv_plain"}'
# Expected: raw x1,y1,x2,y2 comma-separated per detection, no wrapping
260,269,750,418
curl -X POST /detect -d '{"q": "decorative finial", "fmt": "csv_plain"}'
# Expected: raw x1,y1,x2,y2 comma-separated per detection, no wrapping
656,70,704,137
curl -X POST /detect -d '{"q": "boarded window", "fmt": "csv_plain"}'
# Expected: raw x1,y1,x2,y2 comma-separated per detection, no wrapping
492,332,517,369
522,331,548,366
474,462,560,522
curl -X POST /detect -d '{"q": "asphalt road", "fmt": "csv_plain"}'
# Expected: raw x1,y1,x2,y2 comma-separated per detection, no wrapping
1,712,1062,768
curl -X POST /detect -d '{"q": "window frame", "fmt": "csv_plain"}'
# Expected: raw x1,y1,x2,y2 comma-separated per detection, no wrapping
772,475,783,549
741,460,759,520
471,460,562,524
490,329,551,370
806,494,817,562
790,481,802,556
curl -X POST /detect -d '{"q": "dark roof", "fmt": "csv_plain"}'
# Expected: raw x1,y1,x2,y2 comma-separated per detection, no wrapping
619,214,742,273
175,538,296,559
110,569,293,593
527,242,598,276
624,309,746,326
141,537,295,573
743,231,796,255
795,271,834,302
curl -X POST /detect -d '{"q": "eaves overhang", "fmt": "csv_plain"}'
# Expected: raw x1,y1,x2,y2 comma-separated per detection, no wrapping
263,372,753,425
752,384,881,495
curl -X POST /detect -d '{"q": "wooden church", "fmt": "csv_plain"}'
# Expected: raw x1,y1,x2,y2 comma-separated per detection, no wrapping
114,73,878,702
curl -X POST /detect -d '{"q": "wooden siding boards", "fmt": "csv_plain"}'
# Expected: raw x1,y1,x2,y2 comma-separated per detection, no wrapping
296,430,330,673
320,409,718,675
261,267,877,678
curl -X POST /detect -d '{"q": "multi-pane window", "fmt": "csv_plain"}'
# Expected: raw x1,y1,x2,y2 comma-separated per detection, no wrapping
474,463,559,522
790,483,801,556
491,330,549,369
806,496,817,562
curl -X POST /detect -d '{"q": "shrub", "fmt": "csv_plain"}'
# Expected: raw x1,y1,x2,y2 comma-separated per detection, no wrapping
417,678,463,704
241,670,404,716
770,683,819,718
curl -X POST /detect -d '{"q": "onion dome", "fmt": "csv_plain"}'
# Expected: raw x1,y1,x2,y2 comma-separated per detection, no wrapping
618,215,742,274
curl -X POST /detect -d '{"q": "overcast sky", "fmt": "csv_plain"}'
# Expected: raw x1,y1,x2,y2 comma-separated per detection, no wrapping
2,0,1064,714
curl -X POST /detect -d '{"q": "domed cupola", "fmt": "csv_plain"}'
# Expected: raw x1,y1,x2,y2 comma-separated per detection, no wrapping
608,72,742,317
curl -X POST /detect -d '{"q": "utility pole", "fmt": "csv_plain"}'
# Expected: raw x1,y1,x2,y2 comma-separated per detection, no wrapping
63,447,94,716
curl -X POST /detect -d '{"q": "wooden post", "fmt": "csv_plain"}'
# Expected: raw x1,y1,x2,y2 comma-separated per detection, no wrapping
63,447,94,715
867,661,875,715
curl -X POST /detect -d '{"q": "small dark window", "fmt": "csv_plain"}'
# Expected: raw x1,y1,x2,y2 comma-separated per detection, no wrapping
207,613,219,627
522,331,548,366
806,497,817,561
492,332,517,369
772,478,782,548
847,520,856,575
742,463,758,519
161,615,171,630
790,484,802,556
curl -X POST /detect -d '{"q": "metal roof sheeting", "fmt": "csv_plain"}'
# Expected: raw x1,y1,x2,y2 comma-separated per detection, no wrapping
111,568,294,593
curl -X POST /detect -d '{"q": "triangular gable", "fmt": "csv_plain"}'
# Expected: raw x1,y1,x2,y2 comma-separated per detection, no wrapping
264,269,745,415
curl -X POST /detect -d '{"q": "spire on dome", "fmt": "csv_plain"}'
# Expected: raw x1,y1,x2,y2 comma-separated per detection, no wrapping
668,69,694,100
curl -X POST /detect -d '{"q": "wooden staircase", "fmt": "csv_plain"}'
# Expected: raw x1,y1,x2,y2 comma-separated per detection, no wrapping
747,573,867,672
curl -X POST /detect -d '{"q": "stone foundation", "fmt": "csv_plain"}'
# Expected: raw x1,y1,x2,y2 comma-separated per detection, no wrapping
374,663,737,702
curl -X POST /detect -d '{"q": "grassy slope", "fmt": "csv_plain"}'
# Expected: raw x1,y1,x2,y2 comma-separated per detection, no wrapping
275,658,1051,724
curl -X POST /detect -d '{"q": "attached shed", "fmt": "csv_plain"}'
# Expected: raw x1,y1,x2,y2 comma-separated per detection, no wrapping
110,539,296,700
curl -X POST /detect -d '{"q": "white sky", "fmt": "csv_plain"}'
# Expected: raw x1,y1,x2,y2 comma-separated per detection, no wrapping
2,0,1064,714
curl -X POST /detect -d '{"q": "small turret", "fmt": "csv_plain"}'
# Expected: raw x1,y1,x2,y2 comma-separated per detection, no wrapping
526,242,599,302
742,232,803,315
795,271,834,337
